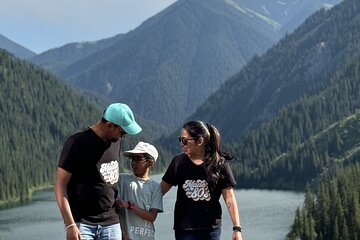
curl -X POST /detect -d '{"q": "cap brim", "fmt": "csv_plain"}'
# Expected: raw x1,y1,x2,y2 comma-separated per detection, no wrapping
123,150,147,157
122,122,142,135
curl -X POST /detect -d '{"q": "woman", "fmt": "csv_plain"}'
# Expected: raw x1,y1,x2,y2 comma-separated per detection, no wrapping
160,120,243,240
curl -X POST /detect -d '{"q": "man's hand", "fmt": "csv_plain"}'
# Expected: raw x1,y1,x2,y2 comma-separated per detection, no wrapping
66,224,81,240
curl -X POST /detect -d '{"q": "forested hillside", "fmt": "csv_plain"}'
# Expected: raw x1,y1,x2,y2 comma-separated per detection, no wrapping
0,50,173,206
227,41,360,239
287,164,360,240
188,0,359,141
154,0,360,192
0,50,100,205
229,50,360,190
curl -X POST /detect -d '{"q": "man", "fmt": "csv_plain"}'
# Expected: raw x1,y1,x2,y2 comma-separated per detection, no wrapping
55,103,142,240
116,142,163,240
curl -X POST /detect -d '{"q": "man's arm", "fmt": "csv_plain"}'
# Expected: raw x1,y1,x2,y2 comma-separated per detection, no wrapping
54,167,81,240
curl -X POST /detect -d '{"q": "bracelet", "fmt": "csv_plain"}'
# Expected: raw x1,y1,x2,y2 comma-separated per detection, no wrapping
233,226,242,232
65,223,76,230
127,200,135,210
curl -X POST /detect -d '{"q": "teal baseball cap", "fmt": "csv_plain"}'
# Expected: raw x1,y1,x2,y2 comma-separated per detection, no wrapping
102,103,142,135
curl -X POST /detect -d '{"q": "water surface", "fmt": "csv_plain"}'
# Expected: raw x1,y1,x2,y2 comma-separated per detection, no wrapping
0,174,303,240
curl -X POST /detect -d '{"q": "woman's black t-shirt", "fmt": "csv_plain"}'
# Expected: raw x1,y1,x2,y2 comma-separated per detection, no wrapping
162,153,236,230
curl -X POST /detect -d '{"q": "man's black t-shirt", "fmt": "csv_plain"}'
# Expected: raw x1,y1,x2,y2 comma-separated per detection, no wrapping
162,153,236,230
58,128,120,225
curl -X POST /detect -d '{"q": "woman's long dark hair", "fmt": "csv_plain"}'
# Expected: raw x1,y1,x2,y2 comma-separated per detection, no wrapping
182,120,233,181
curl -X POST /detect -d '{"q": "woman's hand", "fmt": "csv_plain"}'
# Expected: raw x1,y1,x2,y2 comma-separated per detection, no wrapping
232,230,243,240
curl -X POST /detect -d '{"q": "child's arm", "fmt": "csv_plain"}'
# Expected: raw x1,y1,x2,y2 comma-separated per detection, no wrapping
123,200,159,222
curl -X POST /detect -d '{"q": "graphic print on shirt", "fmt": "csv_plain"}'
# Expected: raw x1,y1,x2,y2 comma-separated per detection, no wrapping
100,160,119,184
183,179,211,201
130,225,154,238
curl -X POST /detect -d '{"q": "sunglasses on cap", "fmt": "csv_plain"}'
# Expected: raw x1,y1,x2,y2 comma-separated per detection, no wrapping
178,136,195,145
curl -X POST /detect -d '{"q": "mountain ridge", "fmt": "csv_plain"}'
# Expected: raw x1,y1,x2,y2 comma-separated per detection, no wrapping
29,0,340,128
0,34,36,59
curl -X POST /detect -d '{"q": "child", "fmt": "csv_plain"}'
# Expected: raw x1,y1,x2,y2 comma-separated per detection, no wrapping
116,141,163,240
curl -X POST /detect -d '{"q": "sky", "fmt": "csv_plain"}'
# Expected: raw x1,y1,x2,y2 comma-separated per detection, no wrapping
0,0,177,53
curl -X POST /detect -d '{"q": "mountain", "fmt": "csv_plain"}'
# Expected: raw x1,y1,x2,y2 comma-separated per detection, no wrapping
183,0,360,189
32,0,278,128
31,0,340,129
187,0,355,142
236,0,341,35
0,49,172,206
30,34,125,75
0,34,36,59
233,72,360,189
162,42,360,190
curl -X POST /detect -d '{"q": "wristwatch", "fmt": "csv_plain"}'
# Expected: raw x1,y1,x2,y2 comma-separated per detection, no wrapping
233,226,242,232
127,200,135,210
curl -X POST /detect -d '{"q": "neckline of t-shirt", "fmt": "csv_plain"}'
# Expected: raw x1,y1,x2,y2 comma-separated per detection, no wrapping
132,174,151,182
185,155,205,167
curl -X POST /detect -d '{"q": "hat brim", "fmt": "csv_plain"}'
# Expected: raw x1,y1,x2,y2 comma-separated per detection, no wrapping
123,150,147,157
122,122,142,135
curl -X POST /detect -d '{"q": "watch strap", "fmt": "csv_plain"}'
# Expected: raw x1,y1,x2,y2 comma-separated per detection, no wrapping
233,226,242,232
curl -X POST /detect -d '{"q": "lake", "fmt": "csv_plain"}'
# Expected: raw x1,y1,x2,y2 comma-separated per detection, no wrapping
0,174,303,240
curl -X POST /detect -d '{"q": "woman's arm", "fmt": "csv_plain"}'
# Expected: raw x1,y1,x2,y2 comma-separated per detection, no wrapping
222,187,243,240
160,180,173,195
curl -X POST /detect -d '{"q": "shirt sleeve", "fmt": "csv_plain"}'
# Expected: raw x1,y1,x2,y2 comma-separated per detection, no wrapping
117,174,124,198
162,155,180,186
220,161,237,189
58,135,77,173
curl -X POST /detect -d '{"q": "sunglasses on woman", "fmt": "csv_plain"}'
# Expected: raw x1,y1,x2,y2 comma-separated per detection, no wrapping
178,136,195,145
